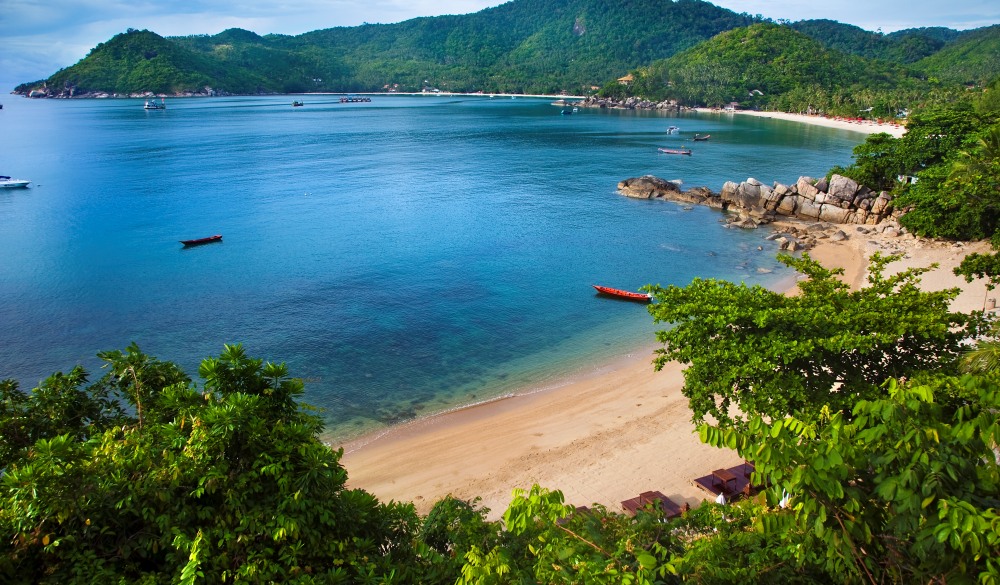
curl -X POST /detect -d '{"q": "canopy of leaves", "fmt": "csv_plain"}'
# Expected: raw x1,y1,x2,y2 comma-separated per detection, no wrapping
645,252,978,427
0,343,418,584
700,374,1000,583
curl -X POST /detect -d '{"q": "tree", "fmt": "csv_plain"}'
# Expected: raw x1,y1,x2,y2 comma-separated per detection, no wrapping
700,374,1000,583
0,344,419,584
646,253,979,427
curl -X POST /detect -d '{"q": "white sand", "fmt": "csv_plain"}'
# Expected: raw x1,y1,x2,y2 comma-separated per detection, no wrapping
695,107,907,138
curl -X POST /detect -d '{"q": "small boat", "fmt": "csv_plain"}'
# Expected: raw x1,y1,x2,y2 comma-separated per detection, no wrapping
658,147,692,156
292,101,304,107
144,98,166,110
0,176,30,188
592,285,653,302
693,134,711,141
666,125,680,134
560,109,573,115
180,234,222,246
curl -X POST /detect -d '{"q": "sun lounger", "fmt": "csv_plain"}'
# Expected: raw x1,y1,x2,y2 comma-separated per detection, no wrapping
621,490,683,518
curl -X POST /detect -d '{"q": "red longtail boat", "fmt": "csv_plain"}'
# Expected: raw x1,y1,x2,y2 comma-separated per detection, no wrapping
592,285,653,302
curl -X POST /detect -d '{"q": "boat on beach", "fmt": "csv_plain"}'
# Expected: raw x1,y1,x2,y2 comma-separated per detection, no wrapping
180,234,222,246
592,285,653,302
0,176,30,188
658,147,692,156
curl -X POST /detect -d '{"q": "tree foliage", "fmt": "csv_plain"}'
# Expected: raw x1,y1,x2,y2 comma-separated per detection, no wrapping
0,343,418,584
700,374,1000,583
645,252,978,427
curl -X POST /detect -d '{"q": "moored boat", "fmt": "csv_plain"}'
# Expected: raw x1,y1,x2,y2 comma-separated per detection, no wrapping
144,98,166,110
180,234,222,246
0,176,30,188
693,134,711,141
592,285,653,302
658,147,692,156
292,101,304,107
666,125,680,134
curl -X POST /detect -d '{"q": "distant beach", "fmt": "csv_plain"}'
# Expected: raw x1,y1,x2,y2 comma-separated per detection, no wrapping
694,107,908,138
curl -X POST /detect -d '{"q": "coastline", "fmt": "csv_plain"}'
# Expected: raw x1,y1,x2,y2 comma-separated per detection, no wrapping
341,223,991,518
694,107,907,138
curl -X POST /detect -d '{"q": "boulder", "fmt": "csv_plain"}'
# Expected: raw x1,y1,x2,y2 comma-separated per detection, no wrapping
819,205,852,223
618,175,681,199
871,192,892,215
796,177,820,201
798,198,822,219
827,174,859,200
776,195,799,216
814,177,829,193
746,177,763,186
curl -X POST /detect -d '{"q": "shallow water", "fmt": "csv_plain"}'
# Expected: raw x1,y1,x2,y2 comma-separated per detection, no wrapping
0,95,863,439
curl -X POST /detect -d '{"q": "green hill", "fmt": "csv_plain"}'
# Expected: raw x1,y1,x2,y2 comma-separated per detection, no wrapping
789,19,957,63
17,0,760,96
621,22,926,116
913,25,1000,84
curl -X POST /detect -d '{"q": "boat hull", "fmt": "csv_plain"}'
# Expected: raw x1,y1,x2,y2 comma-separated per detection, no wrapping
0,180,30,188
592,285,652,302
180,235,223,246
657,148,692,155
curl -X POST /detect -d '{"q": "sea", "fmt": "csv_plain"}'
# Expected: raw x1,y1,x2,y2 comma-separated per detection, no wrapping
0,95,865,441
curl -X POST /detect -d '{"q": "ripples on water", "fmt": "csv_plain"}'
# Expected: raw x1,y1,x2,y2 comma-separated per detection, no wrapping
0,96,864,439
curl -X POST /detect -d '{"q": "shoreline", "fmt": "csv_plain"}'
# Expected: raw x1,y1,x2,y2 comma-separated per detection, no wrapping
341,222,991,518
694,107,907,138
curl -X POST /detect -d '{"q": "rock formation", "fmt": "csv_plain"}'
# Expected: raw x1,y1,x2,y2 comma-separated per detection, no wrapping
617,174,908,251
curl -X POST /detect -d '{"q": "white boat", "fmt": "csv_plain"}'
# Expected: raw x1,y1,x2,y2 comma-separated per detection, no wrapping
0,176,30,188
144,98,166,110
666,125,680,134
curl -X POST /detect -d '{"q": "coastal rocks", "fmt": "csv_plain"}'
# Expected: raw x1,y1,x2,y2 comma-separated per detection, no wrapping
577,95,687,111
619,173,900,229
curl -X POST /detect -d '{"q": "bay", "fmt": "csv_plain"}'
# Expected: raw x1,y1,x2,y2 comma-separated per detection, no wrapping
0,95,862,440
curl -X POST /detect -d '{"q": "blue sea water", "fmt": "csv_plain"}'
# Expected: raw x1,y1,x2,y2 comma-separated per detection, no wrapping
0,95,864,440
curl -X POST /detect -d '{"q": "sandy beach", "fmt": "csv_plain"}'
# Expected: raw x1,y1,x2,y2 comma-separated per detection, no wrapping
694,107,908,138
340,115,985,520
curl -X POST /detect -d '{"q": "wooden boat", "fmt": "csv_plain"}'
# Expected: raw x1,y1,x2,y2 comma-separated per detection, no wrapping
658,147,692,156
693,134,711,141
592,285,652,302
180,234,222,246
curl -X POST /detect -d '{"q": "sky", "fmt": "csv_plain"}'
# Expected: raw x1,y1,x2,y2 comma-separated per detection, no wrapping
2,0,998,93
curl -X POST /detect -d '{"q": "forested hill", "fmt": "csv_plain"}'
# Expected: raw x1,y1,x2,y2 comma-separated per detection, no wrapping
16,0,760,96
617,23,930,117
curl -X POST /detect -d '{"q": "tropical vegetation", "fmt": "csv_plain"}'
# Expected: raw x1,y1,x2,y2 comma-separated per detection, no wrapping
4,251,999,583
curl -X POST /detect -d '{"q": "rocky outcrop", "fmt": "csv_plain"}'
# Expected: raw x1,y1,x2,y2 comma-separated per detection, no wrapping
619,174,902,229
577,95,689,111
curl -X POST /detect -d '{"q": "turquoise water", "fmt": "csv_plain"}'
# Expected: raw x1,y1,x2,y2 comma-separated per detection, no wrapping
0,95,863,439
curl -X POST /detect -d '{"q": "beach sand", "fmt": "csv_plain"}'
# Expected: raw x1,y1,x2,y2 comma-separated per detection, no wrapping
694,108,907,138
340,115,987,519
